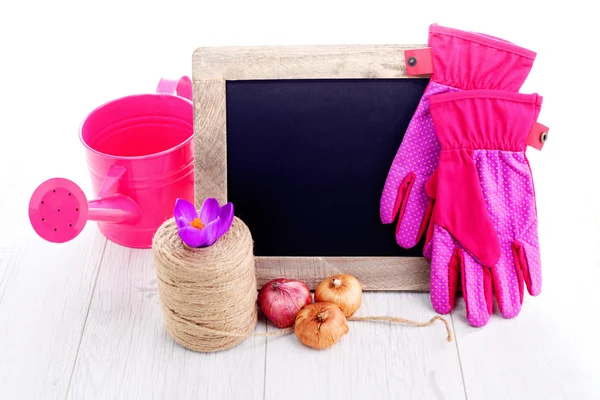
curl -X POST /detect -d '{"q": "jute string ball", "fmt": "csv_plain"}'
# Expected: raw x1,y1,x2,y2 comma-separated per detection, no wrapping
152,216,257,352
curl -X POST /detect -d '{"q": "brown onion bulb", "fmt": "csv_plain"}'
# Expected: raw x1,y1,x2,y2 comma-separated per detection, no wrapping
294,302,349,350
314,274,363,317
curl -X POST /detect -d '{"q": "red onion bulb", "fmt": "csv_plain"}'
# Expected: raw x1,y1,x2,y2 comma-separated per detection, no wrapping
258,278,313,328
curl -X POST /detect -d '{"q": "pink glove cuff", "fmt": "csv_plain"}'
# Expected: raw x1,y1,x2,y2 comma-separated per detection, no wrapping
429,90,543,151
428,24,537,91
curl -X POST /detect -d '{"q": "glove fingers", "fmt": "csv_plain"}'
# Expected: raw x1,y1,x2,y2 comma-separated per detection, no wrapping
422,170,438,260
394,178,433,248
393,171,416,228
416,197,434,248
461,251,493,327
492,244,526,320
381,170,431,249
381,171,412,224
380,168,432,249
490,239,542,322
389,172,435,248
431,225,495,327
430,225,458,314
513,239,542,297
381,82,456,249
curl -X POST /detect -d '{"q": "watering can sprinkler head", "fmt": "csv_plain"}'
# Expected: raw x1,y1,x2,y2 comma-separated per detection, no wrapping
29,178,90,243
29,174,141,244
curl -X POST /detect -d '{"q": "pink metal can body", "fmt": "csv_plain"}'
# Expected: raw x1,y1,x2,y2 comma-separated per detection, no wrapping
79,89,194,248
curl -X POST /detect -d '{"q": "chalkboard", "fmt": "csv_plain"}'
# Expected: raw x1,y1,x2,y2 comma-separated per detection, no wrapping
192,44,432,290
226,78,429,257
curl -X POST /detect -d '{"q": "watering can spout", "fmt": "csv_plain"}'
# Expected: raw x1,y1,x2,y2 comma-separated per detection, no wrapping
88,195,141,224
86,165,141,224
29,177,141,244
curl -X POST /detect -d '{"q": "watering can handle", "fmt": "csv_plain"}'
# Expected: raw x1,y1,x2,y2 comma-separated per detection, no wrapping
156,76,192,101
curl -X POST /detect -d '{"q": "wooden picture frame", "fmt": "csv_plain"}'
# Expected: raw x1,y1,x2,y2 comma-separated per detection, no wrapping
192,45,430,291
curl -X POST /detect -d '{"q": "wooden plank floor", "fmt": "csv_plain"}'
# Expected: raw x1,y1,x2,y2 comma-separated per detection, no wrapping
1,204,599,399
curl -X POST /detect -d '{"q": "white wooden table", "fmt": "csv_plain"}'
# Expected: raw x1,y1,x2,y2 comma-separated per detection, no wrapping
1,1,598,398
2,168,599,399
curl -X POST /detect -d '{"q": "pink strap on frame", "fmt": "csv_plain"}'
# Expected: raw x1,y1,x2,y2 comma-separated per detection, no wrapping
405,48,433,76
156,76,193,101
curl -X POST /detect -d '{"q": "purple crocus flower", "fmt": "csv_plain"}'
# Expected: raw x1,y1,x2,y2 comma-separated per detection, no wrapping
173,198,234,248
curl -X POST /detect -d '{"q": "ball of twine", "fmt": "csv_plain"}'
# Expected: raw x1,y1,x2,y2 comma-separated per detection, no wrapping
152,216,257,352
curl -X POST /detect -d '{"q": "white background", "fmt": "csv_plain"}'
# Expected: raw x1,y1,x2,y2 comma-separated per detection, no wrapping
1,0,599,398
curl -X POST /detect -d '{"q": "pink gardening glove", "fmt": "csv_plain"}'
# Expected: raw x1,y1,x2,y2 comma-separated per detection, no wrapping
380,24,537,249
426,90,546,327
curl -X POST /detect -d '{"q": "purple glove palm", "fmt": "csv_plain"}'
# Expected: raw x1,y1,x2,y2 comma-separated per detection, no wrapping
380,24,537,249
426,90,545,327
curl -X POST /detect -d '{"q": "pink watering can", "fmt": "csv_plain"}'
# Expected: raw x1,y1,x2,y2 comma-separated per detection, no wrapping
29,77,195,248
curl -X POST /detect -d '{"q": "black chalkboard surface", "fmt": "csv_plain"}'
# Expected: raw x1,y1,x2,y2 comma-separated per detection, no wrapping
226,78,429,257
